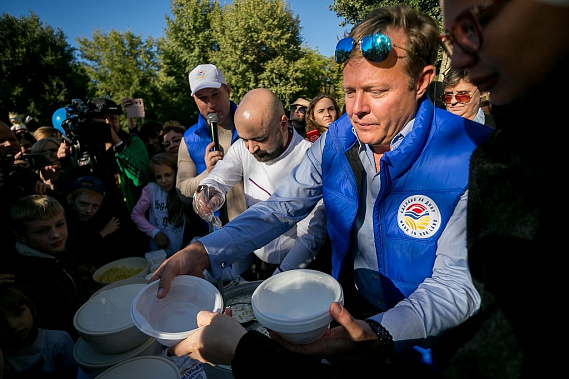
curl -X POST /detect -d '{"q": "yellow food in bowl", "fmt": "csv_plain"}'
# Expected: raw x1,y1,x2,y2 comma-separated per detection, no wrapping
97,266,144,284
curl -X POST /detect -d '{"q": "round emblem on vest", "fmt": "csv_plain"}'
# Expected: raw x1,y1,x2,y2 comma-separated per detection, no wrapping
397,195,441,239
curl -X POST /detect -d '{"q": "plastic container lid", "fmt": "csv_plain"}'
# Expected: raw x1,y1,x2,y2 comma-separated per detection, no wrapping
95,356,181,378
252,269,343,333
74,336,159,370
75,284,148,334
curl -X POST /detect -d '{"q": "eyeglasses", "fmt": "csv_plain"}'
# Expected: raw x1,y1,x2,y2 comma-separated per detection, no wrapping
440,89,479,104
439,0,506,57
334,33,413,64
290,105,306,114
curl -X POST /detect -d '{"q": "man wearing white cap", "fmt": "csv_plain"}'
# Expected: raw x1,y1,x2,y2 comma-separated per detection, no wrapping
288,97,309,138
176,64,245,226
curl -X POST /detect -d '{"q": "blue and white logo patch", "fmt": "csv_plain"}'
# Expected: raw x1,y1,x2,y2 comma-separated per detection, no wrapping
397,195,441,239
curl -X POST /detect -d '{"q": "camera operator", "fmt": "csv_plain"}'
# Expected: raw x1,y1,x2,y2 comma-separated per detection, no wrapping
61,98,151,257
88,98,150,213
1,121,52,198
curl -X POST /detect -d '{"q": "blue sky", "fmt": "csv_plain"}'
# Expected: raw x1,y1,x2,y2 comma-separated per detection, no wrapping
1,0,349,58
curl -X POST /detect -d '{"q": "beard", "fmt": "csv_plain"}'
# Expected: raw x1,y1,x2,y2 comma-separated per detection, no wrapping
252,129,288,162
253,147,283,162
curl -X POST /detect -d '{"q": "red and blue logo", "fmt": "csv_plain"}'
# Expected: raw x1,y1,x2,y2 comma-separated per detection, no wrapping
397,195,441,238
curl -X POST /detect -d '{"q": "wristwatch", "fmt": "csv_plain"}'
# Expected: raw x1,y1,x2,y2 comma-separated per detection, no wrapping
364,319,394,360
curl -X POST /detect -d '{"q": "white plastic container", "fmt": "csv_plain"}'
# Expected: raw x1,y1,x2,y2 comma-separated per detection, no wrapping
95,356,181,379
74,336,161,376
251,269,344,344
93,257,149,286
131,275,224,346
74,283,150,354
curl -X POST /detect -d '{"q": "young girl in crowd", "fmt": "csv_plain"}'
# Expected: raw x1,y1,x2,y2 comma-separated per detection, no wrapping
0,285,78,378
304,94,341,142
131,153,187,257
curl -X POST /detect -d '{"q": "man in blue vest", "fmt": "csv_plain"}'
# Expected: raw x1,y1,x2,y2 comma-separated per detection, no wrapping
152,5,494,377
176,64,246,226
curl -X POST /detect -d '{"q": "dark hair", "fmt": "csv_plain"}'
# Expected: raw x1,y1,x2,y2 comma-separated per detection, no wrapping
161,124,186,137
443,69,471,89
139,121,163,142
148,153,185,226
0,285,37,343
16,131,37,146
305,94,341,135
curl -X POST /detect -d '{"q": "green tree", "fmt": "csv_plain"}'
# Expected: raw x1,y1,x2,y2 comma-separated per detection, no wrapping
210,0,329,108
331,0,441,27
76,30,162,121
160,0,222,125
0,12,88,126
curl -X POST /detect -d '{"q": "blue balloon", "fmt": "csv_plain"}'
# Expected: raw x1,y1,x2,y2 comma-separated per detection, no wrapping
52,107,67,134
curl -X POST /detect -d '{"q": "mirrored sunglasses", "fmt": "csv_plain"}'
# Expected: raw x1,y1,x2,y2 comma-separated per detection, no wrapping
335,33,414,64
290,105,306,114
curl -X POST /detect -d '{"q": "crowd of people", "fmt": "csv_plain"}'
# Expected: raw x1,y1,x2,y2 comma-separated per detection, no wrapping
2,0,564,377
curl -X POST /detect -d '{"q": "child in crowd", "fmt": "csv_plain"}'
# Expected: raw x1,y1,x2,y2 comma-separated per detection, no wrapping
8,195,89,340
131,153,189,257
0,285,78,378
65,176,121,272
161,122,186,156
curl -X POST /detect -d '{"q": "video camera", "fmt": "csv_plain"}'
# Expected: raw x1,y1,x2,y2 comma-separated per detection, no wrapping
61,98,120,173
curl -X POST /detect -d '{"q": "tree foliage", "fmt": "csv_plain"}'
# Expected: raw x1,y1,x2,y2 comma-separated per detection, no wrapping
331,0,441,27
160,0,222,125
76,30,162,120
211,0,323,106
0,12,88,126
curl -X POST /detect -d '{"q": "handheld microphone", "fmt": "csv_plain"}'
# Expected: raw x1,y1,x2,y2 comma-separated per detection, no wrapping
207,113,220,151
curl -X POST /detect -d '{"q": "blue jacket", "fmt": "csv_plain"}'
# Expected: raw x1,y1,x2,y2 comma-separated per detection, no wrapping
322,96,493,306
183,101,239,174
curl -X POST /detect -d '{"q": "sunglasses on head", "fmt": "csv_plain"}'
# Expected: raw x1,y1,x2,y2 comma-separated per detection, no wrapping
439,0,506,57
290,105,306,114
441,89,478,104
335,33,414,64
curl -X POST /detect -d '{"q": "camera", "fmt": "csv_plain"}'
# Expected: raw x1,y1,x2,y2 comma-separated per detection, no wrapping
0,154,41,193
60,98,117,174
21,153,53,169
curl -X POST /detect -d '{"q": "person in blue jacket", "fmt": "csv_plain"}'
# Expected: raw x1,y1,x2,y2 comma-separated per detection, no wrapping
176,63,246,226
153,5,493,378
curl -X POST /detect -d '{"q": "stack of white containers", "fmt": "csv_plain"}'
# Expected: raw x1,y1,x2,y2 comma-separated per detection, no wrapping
73,282,163,377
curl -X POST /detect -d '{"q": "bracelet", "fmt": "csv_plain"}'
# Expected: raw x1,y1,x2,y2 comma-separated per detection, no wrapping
364,319,394,360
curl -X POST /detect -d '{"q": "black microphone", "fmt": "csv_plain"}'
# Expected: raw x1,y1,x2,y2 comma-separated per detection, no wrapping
207,113,220,151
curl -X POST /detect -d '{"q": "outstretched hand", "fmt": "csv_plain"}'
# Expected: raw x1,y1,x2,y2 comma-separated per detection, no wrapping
167,308,246,366
149,242,211,299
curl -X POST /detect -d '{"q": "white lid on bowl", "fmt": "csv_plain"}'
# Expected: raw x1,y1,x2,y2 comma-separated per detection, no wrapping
74,336,159,368
75,284,148,334
95,356,181,378
251,269,343,333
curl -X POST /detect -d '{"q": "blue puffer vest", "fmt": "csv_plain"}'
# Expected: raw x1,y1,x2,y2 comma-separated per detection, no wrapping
183,101,239,174
322,96,493,304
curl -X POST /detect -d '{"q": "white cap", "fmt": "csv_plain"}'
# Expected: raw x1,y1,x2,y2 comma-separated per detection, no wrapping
188,64,227,96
